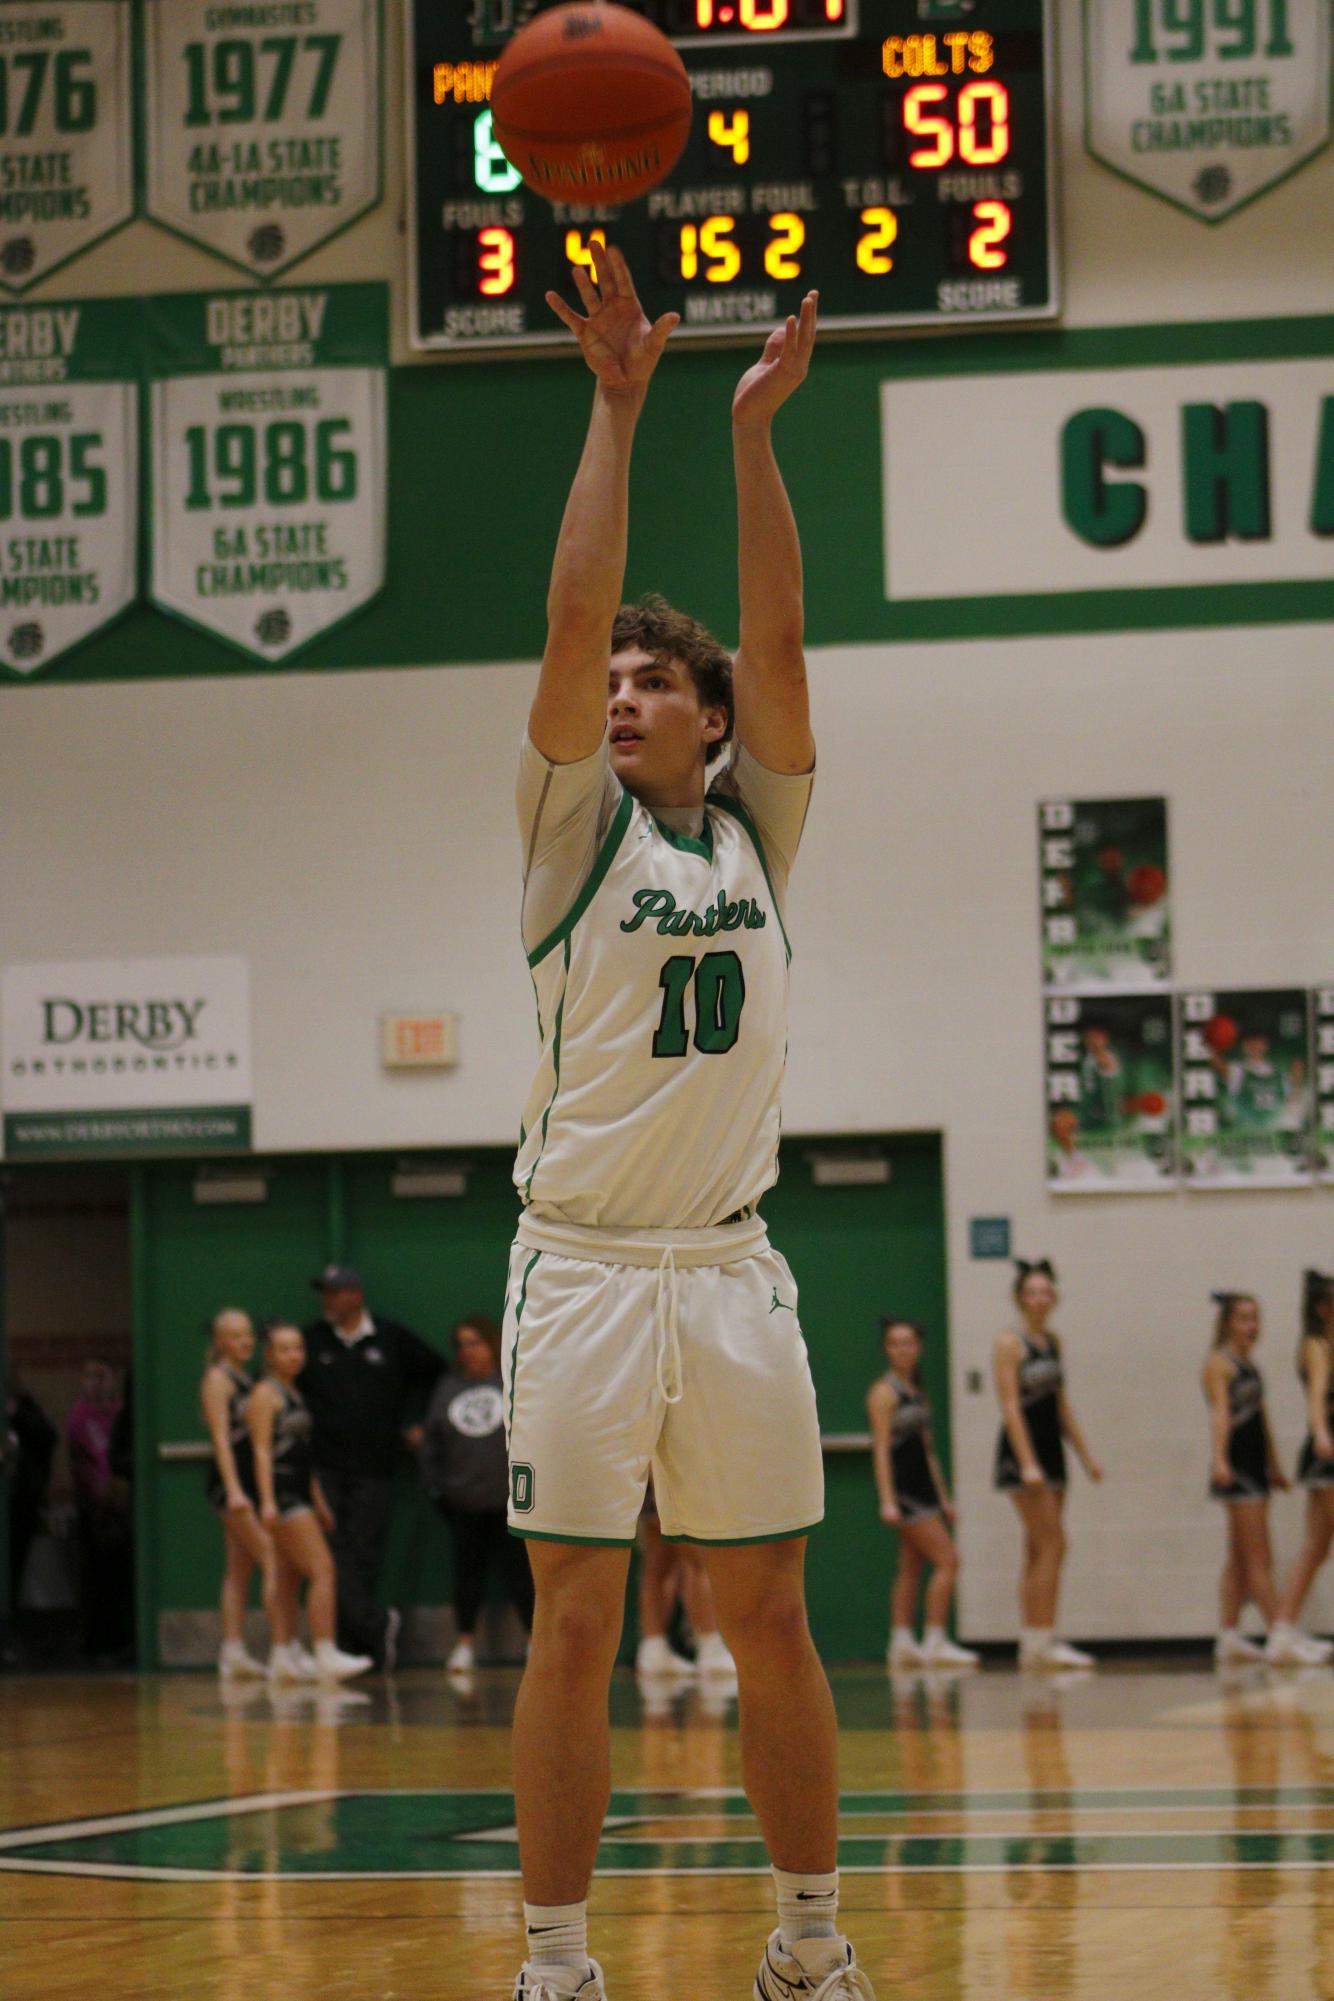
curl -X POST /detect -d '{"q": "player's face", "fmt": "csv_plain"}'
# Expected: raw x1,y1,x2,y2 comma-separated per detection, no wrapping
607,649,724,799
884,1322,922,1378
267,1325,305,1379
1018,1273,1057,1321
1242,1035,1268,1062
216,1311,254,1365
1230,1297,1260,1347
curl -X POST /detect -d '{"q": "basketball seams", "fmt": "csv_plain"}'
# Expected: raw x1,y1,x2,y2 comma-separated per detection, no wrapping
495,107,690,147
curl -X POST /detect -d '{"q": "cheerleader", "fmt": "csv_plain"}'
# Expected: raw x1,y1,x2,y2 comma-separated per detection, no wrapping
869,1318,977,1668
199,1308,274,1678
1203,1290,1329,1666
993,1259,1102,1670
1271,1272,1334,1655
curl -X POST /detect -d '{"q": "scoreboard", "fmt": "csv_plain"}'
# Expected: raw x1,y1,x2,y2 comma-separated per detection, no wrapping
407,0,1058,352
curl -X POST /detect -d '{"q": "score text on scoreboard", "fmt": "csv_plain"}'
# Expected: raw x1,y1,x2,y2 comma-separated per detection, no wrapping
407,0,1057,352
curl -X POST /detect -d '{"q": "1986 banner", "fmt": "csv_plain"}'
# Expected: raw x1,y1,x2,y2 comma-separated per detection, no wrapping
1045,991,1177,1192
0,1,134,293
142,0,382,281
147,282,387,663
0,296,137,677
1179,986,1313,1187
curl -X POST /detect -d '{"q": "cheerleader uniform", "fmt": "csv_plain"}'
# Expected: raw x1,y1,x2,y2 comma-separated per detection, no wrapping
1296,1338,1334,1489
883,1372,942,1522
994,1333,1066,1490
1209,1350,1269,1500
268,1381,316,1517
204,1362,256,1511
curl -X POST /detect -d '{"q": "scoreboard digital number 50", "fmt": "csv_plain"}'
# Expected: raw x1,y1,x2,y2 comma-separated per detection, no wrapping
407,0,1058,351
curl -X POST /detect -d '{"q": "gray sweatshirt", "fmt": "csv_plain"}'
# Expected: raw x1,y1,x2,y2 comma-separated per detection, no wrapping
420,1372,508,1512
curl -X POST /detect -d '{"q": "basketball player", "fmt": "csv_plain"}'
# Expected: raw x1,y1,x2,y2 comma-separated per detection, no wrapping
993,1258,1102,1669
503,245,874,2001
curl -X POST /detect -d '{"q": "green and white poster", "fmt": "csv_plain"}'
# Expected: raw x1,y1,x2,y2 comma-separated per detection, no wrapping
1179,986,1313,1187
0,1,134,292
1,954,252,1158
1084,0,1332,221
1045,991,1177,1192
1039,797,1171,991
142,0,382,280
0,296,137,678
147,282,387,663
1315,985,1334,1186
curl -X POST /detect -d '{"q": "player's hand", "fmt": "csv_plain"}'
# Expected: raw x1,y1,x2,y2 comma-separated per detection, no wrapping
879,1500,901,1526
545,242,679,392
1317,1431,1334,1464
316,1499,336,1533
1084,1457,1104,1484
1212,1459,1233,1491
1271,1469,1291,1492
225,1488,252,1514
732,290,817,429
261,1501,280,1527
1020,1462,1045,1487
942,1499,958,1524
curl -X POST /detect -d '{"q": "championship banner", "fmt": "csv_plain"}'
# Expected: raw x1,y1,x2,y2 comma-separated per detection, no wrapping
1039,797,1170,991
1179,986,1313,1187
0,296,137,679
142,0,383,281
1315,986,1334,1185
1045,991,1177,1193
1,955,252,1158
1084,0,1332,222
0,1,134,293
147,282,387,662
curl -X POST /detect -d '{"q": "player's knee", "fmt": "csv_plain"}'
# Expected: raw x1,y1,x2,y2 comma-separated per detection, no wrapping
533,1591,621,1671
717,1583,810,1663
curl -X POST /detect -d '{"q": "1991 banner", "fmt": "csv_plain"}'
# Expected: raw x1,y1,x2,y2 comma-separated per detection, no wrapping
147,282,387,663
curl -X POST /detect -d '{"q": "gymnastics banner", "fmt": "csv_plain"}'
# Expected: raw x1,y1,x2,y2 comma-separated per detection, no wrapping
1315,985,1334,1186
142,0,383,281
0,296,138,678
146,282,387,663
1044,990,1177,1193
1178,986,1314,1187
0,1,135,294
1039,797,1170,991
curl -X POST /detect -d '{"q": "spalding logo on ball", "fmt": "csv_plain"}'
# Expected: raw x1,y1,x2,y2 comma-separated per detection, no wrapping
491,1,693,207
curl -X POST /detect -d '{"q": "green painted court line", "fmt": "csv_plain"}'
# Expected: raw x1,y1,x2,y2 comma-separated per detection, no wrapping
6,1788,1334,1880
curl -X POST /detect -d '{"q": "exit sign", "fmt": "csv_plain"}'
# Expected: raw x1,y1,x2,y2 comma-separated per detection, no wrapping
381,1013,459,1069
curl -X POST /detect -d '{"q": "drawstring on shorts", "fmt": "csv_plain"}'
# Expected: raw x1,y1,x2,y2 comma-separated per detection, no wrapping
655,1245,684,1405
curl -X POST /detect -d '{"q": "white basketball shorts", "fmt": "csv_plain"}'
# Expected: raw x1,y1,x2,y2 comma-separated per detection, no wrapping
501,1213,825,1545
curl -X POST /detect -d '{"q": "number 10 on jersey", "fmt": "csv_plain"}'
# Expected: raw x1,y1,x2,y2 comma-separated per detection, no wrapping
653,952,747,1057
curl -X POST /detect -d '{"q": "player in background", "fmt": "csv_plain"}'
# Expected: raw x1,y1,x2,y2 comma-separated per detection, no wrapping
1270,1272,1334,1651
200,1307,274,1679
868,1317,977,1670
503,245,874,2001
993,1259,1103,1670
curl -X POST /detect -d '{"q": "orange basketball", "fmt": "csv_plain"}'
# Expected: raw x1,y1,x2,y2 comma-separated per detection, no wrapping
491,2,692,207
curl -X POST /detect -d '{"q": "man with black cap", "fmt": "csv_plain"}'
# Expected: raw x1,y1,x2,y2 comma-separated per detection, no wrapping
300,1264,446,1668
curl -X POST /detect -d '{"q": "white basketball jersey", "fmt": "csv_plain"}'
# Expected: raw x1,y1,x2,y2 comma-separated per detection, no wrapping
514,784,792,1229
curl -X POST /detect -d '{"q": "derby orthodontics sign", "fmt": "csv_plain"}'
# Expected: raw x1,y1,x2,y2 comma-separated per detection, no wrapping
1,954,252,1157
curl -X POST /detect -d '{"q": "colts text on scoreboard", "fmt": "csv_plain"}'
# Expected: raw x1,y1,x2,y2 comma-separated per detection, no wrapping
408,0,1057,350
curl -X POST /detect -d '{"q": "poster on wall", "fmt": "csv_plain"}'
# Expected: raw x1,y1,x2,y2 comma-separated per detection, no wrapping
0,297,138,679
1045,991,1177,1192
1179,986,1313,1187
1039,797,1170,990
1084,0,1332,222
141,0,383,281
0,1,135,293
1,956,252,1158
147,282,387,663
1315,986,1334,1185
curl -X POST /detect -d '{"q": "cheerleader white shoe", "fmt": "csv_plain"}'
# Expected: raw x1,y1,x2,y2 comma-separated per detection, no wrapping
919,1633,980,1668
1214,1629,1267,1665
217,1640,266,1678
1023,1638,1095,1670
313,1641,374,1682
754,1930,876,2000
886,1632,925,1668
1265,1624,1333,1667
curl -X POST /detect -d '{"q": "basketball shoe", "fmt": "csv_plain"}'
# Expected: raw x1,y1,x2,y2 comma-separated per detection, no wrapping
754,1929,877,2000
512,1960,606,2000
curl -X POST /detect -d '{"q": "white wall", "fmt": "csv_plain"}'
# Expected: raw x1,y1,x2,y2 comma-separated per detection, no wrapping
2,0,1333,1637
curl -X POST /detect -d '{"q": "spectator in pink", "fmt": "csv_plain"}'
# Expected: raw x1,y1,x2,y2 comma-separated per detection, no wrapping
66,1360,134,1663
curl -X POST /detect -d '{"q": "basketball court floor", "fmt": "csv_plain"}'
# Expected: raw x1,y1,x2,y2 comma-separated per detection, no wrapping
6,1660,1334,2000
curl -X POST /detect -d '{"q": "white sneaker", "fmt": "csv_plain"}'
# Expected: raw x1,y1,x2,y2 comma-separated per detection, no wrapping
887,1633,925,1668
754,1930,876,2000
694,1632,737,1678
447,1636,475,1673
218,1641,266,1678
288,1643,320,1680
1033,1639,1095,1670
1266,1624,1333,1667
314,1643,374,1682
512,1959,607,2000
267,1643,303,1682
920,1633,981,1668
1215,1630,1268,1665
636,1634,693,1678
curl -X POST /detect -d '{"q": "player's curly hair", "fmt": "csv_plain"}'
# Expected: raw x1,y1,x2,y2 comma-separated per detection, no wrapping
611,593,734,764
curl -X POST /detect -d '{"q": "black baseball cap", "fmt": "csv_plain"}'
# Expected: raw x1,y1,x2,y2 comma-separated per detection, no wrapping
311,1263,363,1292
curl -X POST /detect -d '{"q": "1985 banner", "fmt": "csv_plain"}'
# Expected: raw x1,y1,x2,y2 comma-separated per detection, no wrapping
147,282,387,663
1045,991,1177,1192
1179,986,1313,1187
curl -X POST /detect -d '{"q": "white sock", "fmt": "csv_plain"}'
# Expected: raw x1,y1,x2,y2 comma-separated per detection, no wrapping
891,1625,915,1648
774,1865,839,1947
524,1900,589,1978
924,1625,946,1647
1021,1626,1052,1652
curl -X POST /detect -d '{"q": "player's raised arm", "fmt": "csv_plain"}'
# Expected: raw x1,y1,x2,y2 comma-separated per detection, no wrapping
530,244,680,764
730,291,818,775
